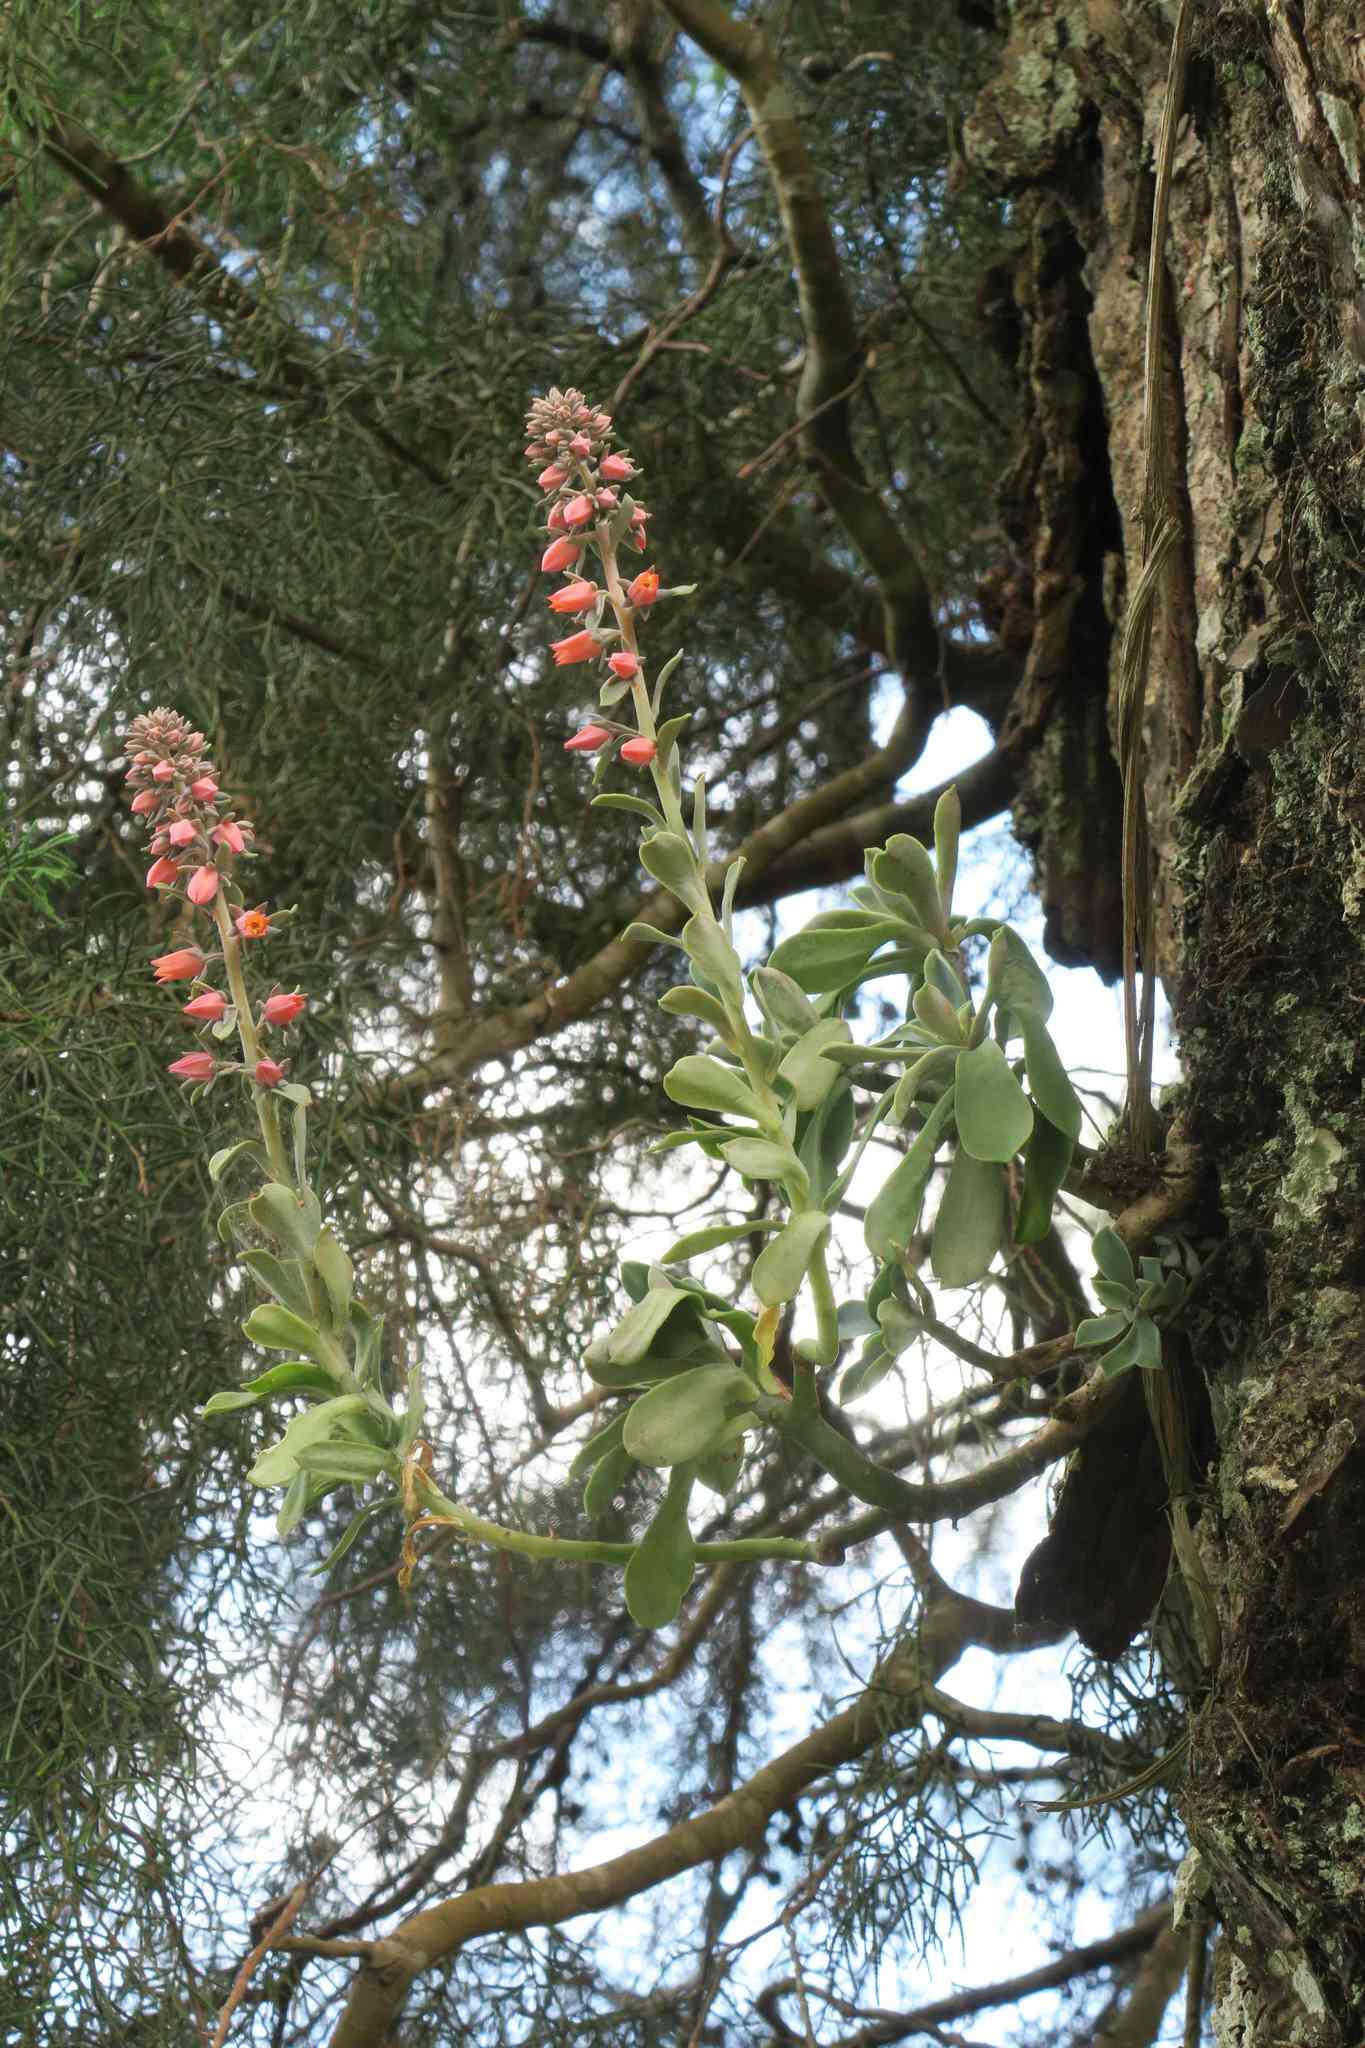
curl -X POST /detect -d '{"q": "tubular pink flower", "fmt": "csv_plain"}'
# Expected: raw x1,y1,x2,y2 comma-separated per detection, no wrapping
548,579,598,616
607,651,639,680
213,818,246,853
537,464,569,492
595,490,618,511
541,538,582,574
546,502,567,534
167,819,197,847
152,948,205,983
152,759,176,782
568,433,592,457
190,776,218,800
254,1056,286,1088
130,789,161,816
564,725,612,754
619,736,657,767
626,569,660,608
551,631,602,667
187,865,220,905
261,990,306,1025
168,1051,217,1083
183,990,228,1022
600,453,634,482
146,855,181,888
562,494,594,527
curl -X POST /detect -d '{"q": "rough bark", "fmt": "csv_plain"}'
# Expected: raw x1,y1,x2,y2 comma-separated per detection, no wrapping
964,2,1365,2040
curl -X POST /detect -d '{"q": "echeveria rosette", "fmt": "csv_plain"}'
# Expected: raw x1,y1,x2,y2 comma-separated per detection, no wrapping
123,708,412,1547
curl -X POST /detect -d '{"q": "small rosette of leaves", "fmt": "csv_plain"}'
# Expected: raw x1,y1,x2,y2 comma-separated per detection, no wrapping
1073,1227,1192,1377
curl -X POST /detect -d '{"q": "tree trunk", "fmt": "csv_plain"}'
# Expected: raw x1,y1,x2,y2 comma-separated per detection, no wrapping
964,1,1365,2039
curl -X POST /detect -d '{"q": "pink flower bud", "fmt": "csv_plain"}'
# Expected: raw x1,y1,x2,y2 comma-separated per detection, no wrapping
541,537,583,574
619,736,657,767
593,412,611,432
182,990,228,1022
167,819,197,847
600,453,634,482
564,724,612,753
190,776,218,800
168,1051,217,1083
544,429,562,446
146,855,180,888
187,864,220,905
261,990,306,1026
551,631,603,667
569,434,592,457
152,948,205,983
213,817,246,853
254,1056,286,1088
562,494,594,527
152,760,176,782
607,650,639,680
548,579,598,616
546,502,567,534
595,490,618,511
130,789,161,815
537,464,569,492
626,569,660,607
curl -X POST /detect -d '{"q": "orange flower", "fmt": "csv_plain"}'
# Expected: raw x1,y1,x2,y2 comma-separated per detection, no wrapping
626,569,660,608
551,631,602,666
547,580,598,615
152,947,205,983
236,909,271,940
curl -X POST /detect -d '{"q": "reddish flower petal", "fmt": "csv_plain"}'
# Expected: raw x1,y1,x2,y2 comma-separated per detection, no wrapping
254,1056,286,1088
182,991,228,1022
168,1051,217,1083
626,569,660,608
551,631,602,667
547,580,598,615
261,991,306,1025
607,651,639,681
600,453,634,482
146,856,180,889
152,948,205,983
187,864,220,905
619,736,657,766
541,538,583,574
564,725,612,754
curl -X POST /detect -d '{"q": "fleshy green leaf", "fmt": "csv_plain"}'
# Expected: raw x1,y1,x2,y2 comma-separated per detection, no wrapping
639,830,706,912
584,1440,634,1516
202,1362,338,1417
247,1394,370,1489
1016,1010,1083,1141
623,921,684,950
242,1303,329,1363
768,913,909,994
985,926,1054,1023
721,1136,804,1184
209,1139,262,1185
682,914,743,1000
1092,1226,1137,1290
1015,1111,1075,1245
1075,1311,1132,1348
802,1078,857,1205
622,1364,757,1467
923,949,968,1008
593,792,666,827
663,1055,759,1119
954,1040,1034,1162
569,1409,628,1480
912,983,964,1044
696,1439,745,1497
1097,1321,1147,1378
306,1495,400,1576
293,1442,395,1482
276,1469,311,1540
623,1465,696,1628
752,1211,830,1307
751,967,822,1038
775,1020,853,1110
930,1148,1005,1287
660,1219,779,1263
238,1250,315,1320
873,836,946,937
249,1181,322,1258
312,1227,354,1330
586,1285,691,1368
863,1088,956,1262
839,1339,894,1404
658,986,731,1033
933,786,961,923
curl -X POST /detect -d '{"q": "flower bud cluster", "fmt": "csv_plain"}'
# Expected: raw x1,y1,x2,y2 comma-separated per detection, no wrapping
122,707,305,1092
525,389,671,772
